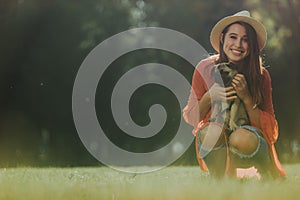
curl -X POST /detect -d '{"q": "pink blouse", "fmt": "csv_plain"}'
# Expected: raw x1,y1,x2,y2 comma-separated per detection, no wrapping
183,55,286,177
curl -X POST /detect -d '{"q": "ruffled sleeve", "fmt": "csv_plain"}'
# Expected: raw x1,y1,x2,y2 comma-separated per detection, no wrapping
183,56,215,135
259,68,286,177
183,67,204,132
258,68,279,144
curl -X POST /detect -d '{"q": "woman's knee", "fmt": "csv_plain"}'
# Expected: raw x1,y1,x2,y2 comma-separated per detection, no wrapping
199,124,225,148
229,128,259,155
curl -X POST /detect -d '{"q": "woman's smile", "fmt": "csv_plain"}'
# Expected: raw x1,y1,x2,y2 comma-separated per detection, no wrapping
231,48,245,55
222,24,249,63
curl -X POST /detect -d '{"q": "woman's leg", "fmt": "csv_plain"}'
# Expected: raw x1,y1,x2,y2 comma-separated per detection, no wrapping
229,128,259,155
198,124,227,178
228,126,273,179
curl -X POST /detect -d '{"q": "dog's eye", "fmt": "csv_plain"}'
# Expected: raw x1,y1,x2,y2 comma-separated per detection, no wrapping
220,69,229,75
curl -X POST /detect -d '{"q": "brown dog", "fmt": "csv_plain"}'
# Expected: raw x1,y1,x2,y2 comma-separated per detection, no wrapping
210,63,249,132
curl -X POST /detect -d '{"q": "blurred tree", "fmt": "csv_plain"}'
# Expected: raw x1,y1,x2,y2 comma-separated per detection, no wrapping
0,0,299,166
143,0,244,51
0,0,143,166
0,0,55,166
244,0,300,143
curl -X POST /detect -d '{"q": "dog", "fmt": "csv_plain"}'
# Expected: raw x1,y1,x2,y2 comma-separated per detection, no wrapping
210,62,249,132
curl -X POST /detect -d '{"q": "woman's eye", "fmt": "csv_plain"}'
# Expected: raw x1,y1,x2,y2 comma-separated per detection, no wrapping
230,35,237,39
243,38,249,42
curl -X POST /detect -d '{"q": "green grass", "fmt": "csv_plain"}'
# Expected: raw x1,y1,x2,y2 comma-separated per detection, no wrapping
0,164,299,200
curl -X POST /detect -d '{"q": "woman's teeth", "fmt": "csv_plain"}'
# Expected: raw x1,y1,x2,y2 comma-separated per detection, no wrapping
231,49,243,54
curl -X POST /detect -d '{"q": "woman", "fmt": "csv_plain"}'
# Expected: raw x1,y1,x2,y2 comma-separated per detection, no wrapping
183,10,286,179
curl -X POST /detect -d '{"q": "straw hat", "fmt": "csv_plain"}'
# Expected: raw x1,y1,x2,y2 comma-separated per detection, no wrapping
210,10,267,52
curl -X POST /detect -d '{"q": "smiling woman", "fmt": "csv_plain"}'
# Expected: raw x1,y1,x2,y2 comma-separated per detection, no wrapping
183,10,286,179
221,23,249,63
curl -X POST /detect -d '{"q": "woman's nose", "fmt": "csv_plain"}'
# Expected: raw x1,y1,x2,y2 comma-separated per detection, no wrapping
234,38,242,47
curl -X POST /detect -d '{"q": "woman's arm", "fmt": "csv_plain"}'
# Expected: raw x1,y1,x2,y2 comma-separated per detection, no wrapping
232,69,278,143
231,73,261,129
198,91,211,121
242,96,261,129
199,84,238,120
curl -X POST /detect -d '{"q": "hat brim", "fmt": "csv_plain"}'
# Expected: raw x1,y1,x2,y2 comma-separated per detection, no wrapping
210,15,267,52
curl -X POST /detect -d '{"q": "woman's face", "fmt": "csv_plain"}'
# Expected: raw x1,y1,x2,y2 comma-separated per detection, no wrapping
222,23,249,63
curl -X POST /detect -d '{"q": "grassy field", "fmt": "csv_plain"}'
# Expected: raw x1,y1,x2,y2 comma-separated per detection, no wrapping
0,164,299,200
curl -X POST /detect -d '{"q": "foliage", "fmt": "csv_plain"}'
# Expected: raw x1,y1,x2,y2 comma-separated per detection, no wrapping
244,0,300,142
0,0,299,166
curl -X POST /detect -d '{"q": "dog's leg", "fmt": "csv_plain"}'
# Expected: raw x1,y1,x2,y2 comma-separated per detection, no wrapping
229,99,239,130
222,101,229,127
229,98,249,130
210,101,227,124
237,102,249,126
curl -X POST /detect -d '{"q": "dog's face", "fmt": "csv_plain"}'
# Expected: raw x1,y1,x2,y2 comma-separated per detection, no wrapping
211,63,238,87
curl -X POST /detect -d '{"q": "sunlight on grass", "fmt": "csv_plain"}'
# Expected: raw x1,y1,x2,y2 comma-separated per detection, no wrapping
0,164,299,200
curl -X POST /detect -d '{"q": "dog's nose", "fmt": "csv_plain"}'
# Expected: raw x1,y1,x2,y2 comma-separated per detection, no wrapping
220,69,229,76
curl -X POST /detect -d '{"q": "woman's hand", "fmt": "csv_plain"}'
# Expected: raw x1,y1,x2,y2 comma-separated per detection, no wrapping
231,74,251,102
198,83,237,120
208,83,237,102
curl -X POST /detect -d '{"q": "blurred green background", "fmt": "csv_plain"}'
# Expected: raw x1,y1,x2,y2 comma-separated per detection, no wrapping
0,0,299,167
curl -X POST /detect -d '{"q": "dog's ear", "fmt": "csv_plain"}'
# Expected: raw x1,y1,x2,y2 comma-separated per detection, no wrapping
211,64,223,84
227,62,237,70
226,62,236,69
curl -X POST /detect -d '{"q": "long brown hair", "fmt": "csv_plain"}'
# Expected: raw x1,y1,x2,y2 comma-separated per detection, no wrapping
217,21,264,108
